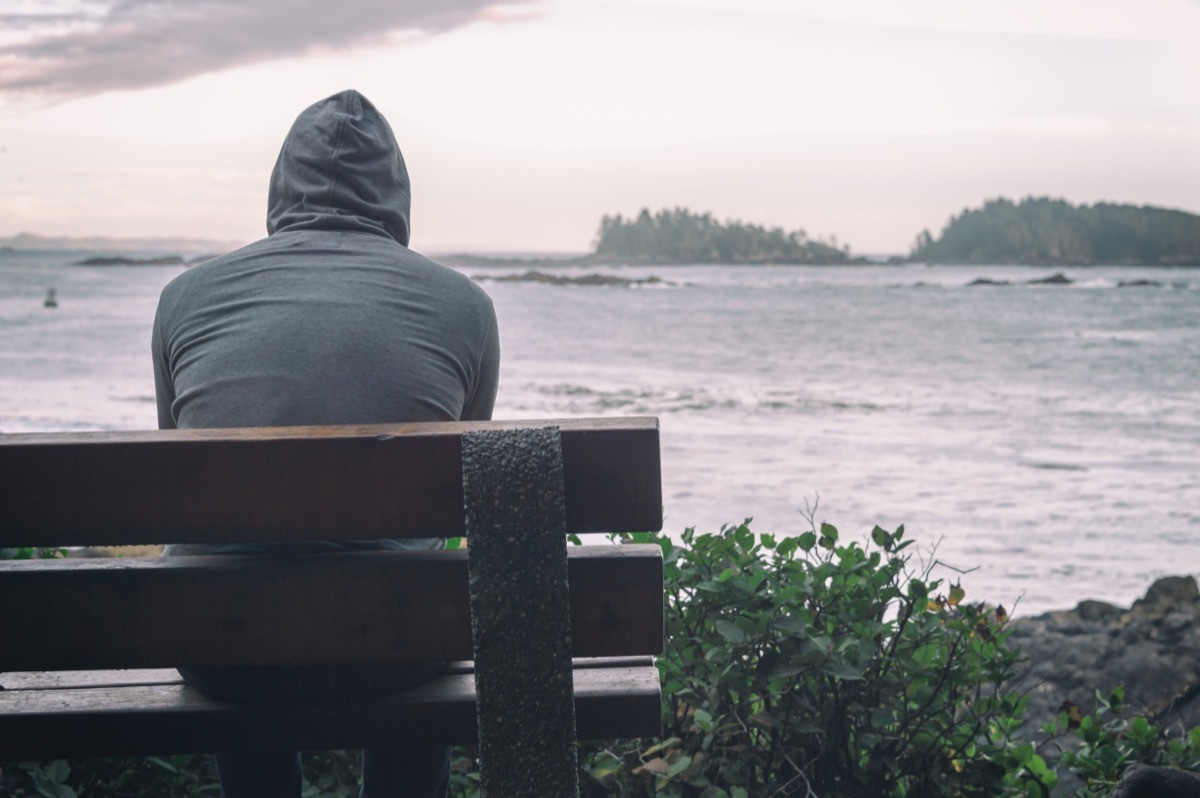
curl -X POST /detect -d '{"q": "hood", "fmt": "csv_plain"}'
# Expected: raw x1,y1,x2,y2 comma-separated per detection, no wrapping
266,90,411,245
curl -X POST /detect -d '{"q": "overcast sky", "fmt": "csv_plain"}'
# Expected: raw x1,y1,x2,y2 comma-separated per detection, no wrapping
1,0,1198,254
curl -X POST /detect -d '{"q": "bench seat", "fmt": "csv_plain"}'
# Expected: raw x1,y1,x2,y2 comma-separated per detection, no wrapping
0,658,660,760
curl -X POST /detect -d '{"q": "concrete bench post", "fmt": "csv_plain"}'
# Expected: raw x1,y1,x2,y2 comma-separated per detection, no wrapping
462,427,579,798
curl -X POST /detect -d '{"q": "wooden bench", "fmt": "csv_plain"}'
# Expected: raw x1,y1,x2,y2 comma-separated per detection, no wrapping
0,417,663,794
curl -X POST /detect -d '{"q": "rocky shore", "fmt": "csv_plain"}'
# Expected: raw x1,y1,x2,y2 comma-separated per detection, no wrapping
472,269,671,287
1008,575,1200,736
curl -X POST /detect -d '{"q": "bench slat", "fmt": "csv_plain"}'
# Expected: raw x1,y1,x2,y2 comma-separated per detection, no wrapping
0,418,662,547
0,658,655,692
0,546,663,671
0,662,662,759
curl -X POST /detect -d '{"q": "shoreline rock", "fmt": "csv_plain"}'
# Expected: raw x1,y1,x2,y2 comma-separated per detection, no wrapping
1008,575,1200,736
473,270,671,288
74,255,185,266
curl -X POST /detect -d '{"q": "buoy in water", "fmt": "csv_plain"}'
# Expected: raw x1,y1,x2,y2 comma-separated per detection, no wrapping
44,288,57,308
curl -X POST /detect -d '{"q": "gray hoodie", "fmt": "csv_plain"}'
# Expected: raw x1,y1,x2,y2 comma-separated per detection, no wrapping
153,90,499,553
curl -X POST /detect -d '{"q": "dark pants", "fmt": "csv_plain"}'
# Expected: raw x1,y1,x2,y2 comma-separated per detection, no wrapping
179,663,451,798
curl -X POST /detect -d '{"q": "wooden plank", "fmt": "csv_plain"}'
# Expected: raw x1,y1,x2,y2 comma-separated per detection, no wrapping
0,658,654,691
0,663,661,759
0,669,184,690
0,417,662,547
0,546,663,671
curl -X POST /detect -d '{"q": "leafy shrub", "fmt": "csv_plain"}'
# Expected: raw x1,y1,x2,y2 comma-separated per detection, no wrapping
579,521,1033,797
1040,686,1200,797
0,755,219,797
0,546,67,560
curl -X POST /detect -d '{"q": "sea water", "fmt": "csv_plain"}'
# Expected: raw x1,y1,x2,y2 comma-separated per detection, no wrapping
2,250,1197,615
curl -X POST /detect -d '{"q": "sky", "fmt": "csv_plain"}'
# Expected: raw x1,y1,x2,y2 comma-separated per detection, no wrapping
1,0,1198,255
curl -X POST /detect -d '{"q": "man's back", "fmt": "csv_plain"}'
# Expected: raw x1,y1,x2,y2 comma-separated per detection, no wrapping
153,229,497,430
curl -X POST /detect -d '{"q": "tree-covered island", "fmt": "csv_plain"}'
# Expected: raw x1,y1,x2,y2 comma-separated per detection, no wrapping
593,207,858,264
911,196,1200,266
439,197,1200,269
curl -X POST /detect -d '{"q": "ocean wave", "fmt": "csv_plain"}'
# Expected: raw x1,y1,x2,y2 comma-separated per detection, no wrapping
960,273,1193,290
523,382,887,416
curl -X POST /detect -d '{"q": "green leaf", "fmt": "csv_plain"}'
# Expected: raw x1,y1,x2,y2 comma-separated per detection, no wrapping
777,536,799,557
819,661,864,680
767,661,810,680
44,761,70,783
641,737,681,757
775,616,807,636
714,619,748,644
148,756,179,773
665,754,693,778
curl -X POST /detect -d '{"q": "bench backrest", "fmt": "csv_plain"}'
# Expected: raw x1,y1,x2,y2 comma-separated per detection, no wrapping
2,417,662,547
0,417,663,672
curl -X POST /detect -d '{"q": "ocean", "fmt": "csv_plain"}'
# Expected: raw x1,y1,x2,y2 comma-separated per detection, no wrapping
2,250,1197,615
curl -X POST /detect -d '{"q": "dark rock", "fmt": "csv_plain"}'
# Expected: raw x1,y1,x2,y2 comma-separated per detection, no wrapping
74,255,184,266
1027,272,1073,284
1132,576,1200,616
1009,576,1200,737
1077,599,1124,622
967,277,1011,286
1118,279,1163,288
476,270,668,287
1107,764,1200,798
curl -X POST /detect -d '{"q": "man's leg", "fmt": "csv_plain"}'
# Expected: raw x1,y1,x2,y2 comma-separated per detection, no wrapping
213,750,303,798
360,745,451,798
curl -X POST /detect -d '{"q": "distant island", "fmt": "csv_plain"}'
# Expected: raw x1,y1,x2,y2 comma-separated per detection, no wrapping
75,255,185,266
593,208,858,265
0,232,242,255
910,197,1200,266
590,199,1200,267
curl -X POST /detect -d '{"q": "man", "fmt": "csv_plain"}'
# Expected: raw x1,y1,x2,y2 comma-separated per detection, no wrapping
152,89,499,798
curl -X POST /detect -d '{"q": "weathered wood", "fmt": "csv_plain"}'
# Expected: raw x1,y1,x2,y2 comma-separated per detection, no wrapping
0,661,661,760
0,546,662,671
0,658,654,692
0,417,662,547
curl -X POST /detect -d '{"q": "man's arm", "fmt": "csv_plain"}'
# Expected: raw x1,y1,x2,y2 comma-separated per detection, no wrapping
462,311,500,422
151,307,178,430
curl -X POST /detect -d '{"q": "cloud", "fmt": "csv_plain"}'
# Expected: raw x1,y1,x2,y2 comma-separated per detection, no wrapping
0,0,537,98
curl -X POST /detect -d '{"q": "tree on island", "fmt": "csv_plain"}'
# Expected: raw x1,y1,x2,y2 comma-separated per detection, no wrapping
594,207,855,264
910,196,1200,266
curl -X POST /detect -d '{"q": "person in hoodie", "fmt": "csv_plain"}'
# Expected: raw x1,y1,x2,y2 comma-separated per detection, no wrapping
152,90,499,798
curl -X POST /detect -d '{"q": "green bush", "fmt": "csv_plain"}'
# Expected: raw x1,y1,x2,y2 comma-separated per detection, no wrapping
579,521,1037,797
0,546,67,560
1041,687,1200,797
